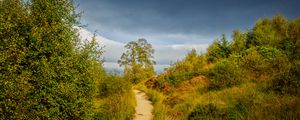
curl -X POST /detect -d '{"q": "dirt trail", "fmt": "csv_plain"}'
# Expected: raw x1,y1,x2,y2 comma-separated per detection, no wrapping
133,90,153,120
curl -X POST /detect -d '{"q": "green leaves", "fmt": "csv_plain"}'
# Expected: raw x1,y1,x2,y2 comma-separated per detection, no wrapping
119,38,156,84
0,0,104,119
119,38,155,67
207,34,231,62
207,58,245,89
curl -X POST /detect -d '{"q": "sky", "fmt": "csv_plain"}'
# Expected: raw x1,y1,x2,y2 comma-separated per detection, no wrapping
75,0,300,72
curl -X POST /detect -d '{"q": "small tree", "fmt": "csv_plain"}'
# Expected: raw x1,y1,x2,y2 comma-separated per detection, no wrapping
230,30,247,53
207,34,231,62
118,38,156,84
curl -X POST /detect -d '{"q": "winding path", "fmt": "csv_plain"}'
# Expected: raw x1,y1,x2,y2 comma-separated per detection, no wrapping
133,90,153,120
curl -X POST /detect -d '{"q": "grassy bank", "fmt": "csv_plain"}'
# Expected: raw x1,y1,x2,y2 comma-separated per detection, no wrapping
139,77,299,120
136,15,300,120
93,75,136,120
93,91,136,120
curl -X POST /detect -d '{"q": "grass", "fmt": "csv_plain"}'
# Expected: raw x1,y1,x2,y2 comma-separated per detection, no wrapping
182,82,299,119
91,70,299,120
139,75,300,120
93,91,136,120
94,69,299,120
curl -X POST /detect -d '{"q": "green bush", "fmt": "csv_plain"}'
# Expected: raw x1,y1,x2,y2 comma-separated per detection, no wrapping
123,64,154,84
156,49,206,85
207,58,245,89
207,34,231,62
271,62,300,95
0,0,104,119
166,71,200,85
98,75,131,97
241,47,288,80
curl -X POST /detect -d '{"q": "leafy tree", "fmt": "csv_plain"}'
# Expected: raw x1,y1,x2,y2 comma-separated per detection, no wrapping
0,0,104,119
284,19,300,60
185,49,205,69
118,38,156,83
251,18,279,46
248,15,291,49
207,34,231,62
230,30,247,53
207,58,245,89
241,46,289,80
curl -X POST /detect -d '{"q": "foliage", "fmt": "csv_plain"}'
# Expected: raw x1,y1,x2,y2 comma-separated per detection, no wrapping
118,38,156,67
207,58,245,89
123,64,153,84
241,46,288,80
271,62,300,95
143,15,300,120
226,101,249,120
156,49,206,85
0,0,104,119
1,2,299,119
207,34,231,62
118,38,156,84
93,72,135,120
188,103,225,120
246,15,300,61
230,30,247,53
94,92,136,120
98,75,131,97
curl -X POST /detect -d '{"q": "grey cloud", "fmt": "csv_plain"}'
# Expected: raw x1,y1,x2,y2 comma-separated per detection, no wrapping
76,0,300,44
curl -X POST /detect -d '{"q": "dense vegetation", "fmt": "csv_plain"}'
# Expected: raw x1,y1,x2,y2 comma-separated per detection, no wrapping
139,15,300,120
1,0,299,119
0,0,134,119
94,74,135,120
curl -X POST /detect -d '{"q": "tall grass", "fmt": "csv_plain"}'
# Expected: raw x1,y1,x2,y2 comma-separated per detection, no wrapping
93,75,136,120
141,77,300,120
93,91,136,120
187,83,300,120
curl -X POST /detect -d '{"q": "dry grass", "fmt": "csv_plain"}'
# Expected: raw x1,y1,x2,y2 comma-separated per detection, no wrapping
141,76,300,120
93,91,136,120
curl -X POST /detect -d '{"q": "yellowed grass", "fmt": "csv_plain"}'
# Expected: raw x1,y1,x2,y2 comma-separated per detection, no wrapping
93,91,136,120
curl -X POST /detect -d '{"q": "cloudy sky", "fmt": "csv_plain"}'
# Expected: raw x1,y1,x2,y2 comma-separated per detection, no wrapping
75,0,300,72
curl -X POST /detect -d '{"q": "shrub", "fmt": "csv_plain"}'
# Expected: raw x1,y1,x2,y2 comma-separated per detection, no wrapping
207,58,245,89
98,75,131,97
156,50,206,85
207,34,231,62
271,62,300,95
241,47,288,80
123,64,154,84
